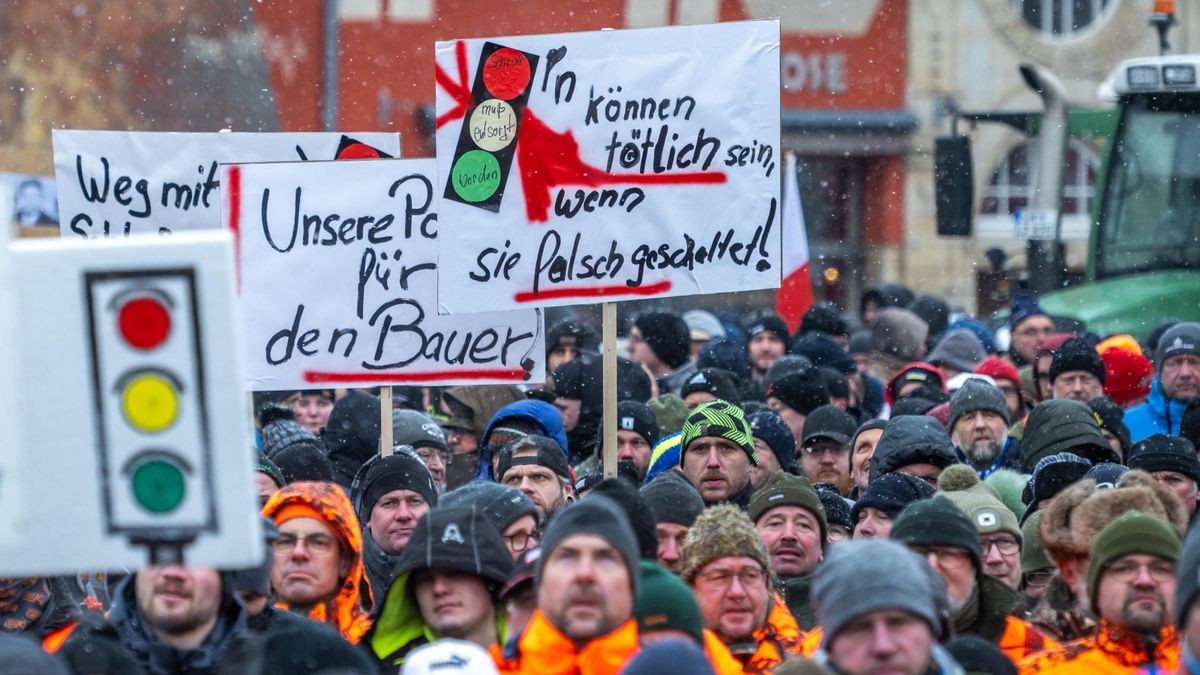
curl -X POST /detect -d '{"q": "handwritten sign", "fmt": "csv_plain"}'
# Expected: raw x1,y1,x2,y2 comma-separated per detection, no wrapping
53,131,401,237
0,182,25,549
434,21,781,312
223,158,545,390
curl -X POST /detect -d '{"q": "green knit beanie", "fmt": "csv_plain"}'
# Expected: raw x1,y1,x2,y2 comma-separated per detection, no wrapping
681,503,772,585
680,400,757,465
636,561,705,644
938,464,1021,542
748,472,828,548
1087,510,1180,609
1020,510,1053,574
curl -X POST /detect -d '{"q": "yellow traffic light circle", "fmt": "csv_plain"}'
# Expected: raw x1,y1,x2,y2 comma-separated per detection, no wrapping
121,372,179,433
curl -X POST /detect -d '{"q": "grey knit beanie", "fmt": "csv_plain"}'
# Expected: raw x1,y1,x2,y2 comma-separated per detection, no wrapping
536,495,640,598
812,538,945,644
949,378,1010,427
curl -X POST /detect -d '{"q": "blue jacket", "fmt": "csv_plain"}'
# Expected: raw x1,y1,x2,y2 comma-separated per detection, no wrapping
1124,377,1187,443
474,399,569,481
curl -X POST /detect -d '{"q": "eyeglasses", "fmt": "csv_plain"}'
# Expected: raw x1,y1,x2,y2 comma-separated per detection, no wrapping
980,536,1020,556
1023,571,1054,588
912,546,972,571
414,446,453,466
827,526,850,543
695,566,766,590
272,533,339,556
505,531,537,553
1104,560,1175,583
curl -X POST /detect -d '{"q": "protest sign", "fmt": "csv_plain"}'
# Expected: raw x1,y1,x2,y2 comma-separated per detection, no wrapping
53,131,401,237
434,20,781,312
223,158,544,390
0,231,260,575
0,183,24,549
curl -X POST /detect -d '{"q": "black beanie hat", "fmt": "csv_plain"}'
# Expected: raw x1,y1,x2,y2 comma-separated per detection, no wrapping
547,319,599,355
537,495,640,597
350,450,438,521
791,332,857,374
681,368,742,405
590,478,659,560
891,495,983,574
439,480,538,531
1087,396,1131,455
635,312,691,369
814,483,852,529
747,409,798,470
1019,399,1117,472
746,314,790,345
1128,434,1200,484
272,441,333,484
767,372,830,416
393,505,514,586
800,304,849,339
1049,337,1106,385
849,473,935,525
613,400,661,447
1021,452,1093,508
255,448,286,489
946,635,1017,675
641,470,705,527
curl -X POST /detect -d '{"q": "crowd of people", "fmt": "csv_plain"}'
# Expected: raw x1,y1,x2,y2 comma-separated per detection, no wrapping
7,284,1200,674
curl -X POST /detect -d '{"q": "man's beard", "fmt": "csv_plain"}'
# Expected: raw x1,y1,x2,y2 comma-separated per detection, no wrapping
963,439,1002,468
1122,592,1168,635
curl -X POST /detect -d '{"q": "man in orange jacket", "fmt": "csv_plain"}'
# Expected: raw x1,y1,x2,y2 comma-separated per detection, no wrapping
493,494,641,674
1021,511,1181,673
682,503,802,673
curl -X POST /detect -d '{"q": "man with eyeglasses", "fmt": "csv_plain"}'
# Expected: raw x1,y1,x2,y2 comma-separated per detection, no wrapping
349,449,438,605
892,495,1053,663
1021,511,1181,673
1019,512,1056,606
393,409,453,493
365,506,513,671
1127,434,1200,519
749,472,827,631
682,503,802,673
440,481,540,561
1126,322,1200,442
262,481,373,643
798,405,857,496
938,464,1024,591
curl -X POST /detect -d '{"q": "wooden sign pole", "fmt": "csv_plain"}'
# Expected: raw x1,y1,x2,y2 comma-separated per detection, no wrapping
602,302,618,478
380,385,393,456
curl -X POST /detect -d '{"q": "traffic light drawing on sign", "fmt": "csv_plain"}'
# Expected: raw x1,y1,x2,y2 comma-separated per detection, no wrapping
443,42,540,212
85,269,216,562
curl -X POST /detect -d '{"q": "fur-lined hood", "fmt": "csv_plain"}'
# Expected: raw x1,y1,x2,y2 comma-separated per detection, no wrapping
1039,469,1189,563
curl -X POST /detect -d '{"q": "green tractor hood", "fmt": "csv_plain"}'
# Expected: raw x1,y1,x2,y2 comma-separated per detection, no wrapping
1039,270,1200,337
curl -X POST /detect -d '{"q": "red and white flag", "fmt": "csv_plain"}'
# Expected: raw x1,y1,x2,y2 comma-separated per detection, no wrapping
776,153,813,333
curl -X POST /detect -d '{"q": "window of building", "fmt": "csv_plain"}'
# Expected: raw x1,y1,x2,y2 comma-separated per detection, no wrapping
978,138,1099,239
1014,0,1113,37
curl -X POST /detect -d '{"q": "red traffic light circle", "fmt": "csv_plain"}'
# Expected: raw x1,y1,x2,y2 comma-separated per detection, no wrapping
118,296,171,350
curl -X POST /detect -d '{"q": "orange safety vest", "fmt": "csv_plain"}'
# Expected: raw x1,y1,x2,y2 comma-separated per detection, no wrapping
1019,621,1179,675
799,626,822,657
732,596,802,674
703,629,747,675
493,610,640,675
41,621,78,654
998,614,1059,664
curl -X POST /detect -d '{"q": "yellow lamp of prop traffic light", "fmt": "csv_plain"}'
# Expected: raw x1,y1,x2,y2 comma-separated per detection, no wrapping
120,371,180,434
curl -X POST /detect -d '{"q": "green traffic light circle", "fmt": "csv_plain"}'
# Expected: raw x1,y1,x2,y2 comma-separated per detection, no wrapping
131,458,186,513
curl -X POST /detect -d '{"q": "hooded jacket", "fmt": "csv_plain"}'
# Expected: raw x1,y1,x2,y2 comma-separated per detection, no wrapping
320,390,382,489
366,506,513,672
493,610,640,675
98,574,246,675
474,399,570,481
868,416,958,483
261,481,373,644
1124,377,1188,443
884,362,946,407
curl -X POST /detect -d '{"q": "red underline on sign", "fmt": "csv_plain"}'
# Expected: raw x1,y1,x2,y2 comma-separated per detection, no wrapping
513,279,673,303
303,369,526,383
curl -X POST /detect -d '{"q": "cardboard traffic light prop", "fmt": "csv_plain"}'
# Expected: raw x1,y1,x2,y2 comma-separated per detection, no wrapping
443,42,540,212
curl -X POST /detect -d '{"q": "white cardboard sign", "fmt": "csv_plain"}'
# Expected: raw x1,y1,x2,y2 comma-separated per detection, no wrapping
0,231,261,575
223,158,545,391
0,183,25,548
434,21,781,312
53,131,401,237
